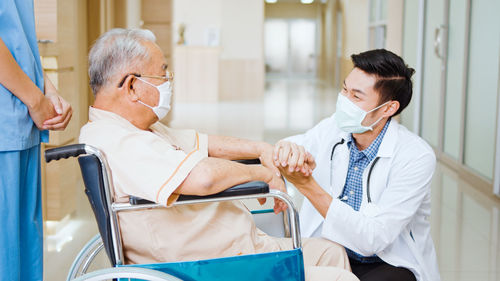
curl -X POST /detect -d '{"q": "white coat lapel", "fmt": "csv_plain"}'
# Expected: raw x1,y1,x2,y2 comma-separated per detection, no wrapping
331,136,350,199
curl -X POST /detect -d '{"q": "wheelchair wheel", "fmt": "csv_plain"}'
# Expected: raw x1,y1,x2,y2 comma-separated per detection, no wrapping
67,234,108,281
71,267,183,281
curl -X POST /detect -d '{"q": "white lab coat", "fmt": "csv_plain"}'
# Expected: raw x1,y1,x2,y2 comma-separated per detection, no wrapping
286,114,440,281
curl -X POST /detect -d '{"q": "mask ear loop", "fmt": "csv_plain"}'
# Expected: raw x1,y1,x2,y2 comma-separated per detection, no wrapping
365,101,391,131
134,77,160,109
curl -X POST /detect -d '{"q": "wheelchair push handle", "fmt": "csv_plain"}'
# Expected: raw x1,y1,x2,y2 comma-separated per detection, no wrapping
45,144,87,163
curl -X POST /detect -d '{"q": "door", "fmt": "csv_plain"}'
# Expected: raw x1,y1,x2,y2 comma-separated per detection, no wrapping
402,0,500,193
420,0,446,149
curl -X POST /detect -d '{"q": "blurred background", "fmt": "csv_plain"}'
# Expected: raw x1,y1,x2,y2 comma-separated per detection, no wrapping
33,0,500,280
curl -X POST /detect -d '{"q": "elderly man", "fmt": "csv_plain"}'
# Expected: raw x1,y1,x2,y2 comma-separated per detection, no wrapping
80,28,358,281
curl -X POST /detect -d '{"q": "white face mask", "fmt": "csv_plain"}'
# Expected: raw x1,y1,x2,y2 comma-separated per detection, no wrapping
335,92,389,134
136,78,172,120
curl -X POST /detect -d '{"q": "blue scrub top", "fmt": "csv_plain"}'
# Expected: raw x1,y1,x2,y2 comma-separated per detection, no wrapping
0,0,49,151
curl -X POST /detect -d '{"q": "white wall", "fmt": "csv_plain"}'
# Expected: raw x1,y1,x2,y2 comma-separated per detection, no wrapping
173,0,222,47
172,0,262,60
173,0,264,101
220,0,263,60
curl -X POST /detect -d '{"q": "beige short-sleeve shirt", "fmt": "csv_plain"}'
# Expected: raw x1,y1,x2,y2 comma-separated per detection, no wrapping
79,107,282,264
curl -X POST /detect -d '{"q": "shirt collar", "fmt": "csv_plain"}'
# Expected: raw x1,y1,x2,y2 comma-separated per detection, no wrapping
347,119,391,162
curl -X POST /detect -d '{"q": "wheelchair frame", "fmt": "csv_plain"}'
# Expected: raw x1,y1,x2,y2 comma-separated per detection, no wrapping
45,144,303,281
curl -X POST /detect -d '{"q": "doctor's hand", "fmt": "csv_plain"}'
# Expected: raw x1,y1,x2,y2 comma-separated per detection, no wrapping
273,140,316,176
277,163,314,189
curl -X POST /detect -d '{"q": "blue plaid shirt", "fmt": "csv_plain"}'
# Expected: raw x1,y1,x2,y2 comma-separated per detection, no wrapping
340,119,390,263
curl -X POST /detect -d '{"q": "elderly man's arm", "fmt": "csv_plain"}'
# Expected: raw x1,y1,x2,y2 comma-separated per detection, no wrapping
175,157,278,196
208,135,277,173
175,157,287,213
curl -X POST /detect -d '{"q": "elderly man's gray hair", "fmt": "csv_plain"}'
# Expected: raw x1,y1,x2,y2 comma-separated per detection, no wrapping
88,28,156,95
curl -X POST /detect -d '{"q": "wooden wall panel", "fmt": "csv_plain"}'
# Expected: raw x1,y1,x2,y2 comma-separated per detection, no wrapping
142,23,172,57
34,0,57,42
174,46,220,103
141,0,172,23
219,59,264,101
36,0,89,221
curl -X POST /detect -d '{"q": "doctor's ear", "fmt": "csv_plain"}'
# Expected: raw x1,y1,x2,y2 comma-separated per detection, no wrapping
385,101,400,117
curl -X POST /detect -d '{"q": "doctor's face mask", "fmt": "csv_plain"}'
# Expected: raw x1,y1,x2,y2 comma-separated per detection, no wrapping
335,92,390,134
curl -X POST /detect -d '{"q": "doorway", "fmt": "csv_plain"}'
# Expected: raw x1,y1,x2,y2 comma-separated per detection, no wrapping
264,19,317,77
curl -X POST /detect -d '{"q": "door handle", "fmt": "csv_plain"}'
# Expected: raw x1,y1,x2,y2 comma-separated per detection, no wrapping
434,25,447,60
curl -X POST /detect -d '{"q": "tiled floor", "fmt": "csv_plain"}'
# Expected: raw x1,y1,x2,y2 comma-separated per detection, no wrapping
44,78,500,280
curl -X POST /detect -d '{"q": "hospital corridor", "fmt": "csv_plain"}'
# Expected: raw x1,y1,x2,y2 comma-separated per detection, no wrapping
1,0,500,281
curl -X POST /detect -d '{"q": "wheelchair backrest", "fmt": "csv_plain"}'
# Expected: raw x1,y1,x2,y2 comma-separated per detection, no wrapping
78,155,117,266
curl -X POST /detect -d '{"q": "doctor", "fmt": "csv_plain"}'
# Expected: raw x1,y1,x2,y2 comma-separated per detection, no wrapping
274,49,440,281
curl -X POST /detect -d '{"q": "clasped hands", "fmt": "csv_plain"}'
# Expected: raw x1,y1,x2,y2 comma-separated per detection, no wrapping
273,140,316,186
257,140,316,214
28,76,72,131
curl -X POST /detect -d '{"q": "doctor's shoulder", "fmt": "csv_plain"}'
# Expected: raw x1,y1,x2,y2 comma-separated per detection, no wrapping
287,113,342,145
393,122,436,164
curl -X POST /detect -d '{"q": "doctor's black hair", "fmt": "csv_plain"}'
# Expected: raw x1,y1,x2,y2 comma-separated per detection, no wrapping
351,49,415,116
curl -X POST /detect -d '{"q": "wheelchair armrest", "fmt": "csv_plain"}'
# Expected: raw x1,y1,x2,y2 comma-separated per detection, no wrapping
129,181,269,205
233,159,261,165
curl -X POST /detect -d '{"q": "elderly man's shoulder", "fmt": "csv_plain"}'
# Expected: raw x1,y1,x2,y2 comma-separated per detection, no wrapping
79,118,131,147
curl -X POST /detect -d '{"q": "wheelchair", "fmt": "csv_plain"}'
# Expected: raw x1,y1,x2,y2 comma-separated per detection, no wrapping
45,144,305,281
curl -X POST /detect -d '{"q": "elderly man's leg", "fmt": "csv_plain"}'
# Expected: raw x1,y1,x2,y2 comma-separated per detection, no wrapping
306,266,359,281
301,237,351,269
272,237,357,280
302,238,358,281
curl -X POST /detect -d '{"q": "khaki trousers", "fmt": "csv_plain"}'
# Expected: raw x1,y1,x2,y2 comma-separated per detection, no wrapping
273,237,360,281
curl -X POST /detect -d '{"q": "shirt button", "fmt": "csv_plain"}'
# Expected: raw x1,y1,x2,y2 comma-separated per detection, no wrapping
354,167,359,171
350,191,354,195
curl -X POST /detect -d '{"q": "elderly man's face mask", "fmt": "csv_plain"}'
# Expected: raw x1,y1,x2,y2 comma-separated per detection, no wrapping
118,71,174,120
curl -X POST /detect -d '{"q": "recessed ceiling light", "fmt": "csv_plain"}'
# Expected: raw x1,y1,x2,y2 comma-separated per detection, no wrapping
265,0,278,3
301,0,314,3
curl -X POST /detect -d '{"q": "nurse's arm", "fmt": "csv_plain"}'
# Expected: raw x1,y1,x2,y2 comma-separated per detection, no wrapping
42,74,73,131
0,37,56,129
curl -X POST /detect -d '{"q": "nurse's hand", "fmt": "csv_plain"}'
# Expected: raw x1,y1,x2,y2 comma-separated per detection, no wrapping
28,94,57,130
42,91,73,131
273,140,316,176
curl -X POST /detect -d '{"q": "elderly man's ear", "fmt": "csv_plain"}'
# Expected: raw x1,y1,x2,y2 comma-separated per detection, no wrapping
120,75,140,102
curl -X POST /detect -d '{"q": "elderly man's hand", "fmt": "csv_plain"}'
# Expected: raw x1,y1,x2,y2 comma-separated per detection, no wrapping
257,170,288,214
273,140,316,176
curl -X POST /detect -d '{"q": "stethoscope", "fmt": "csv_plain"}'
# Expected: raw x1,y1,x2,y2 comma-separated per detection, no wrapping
329,139,380,203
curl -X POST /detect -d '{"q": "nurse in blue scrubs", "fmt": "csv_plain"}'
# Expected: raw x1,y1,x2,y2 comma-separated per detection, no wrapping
0,1,72,280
